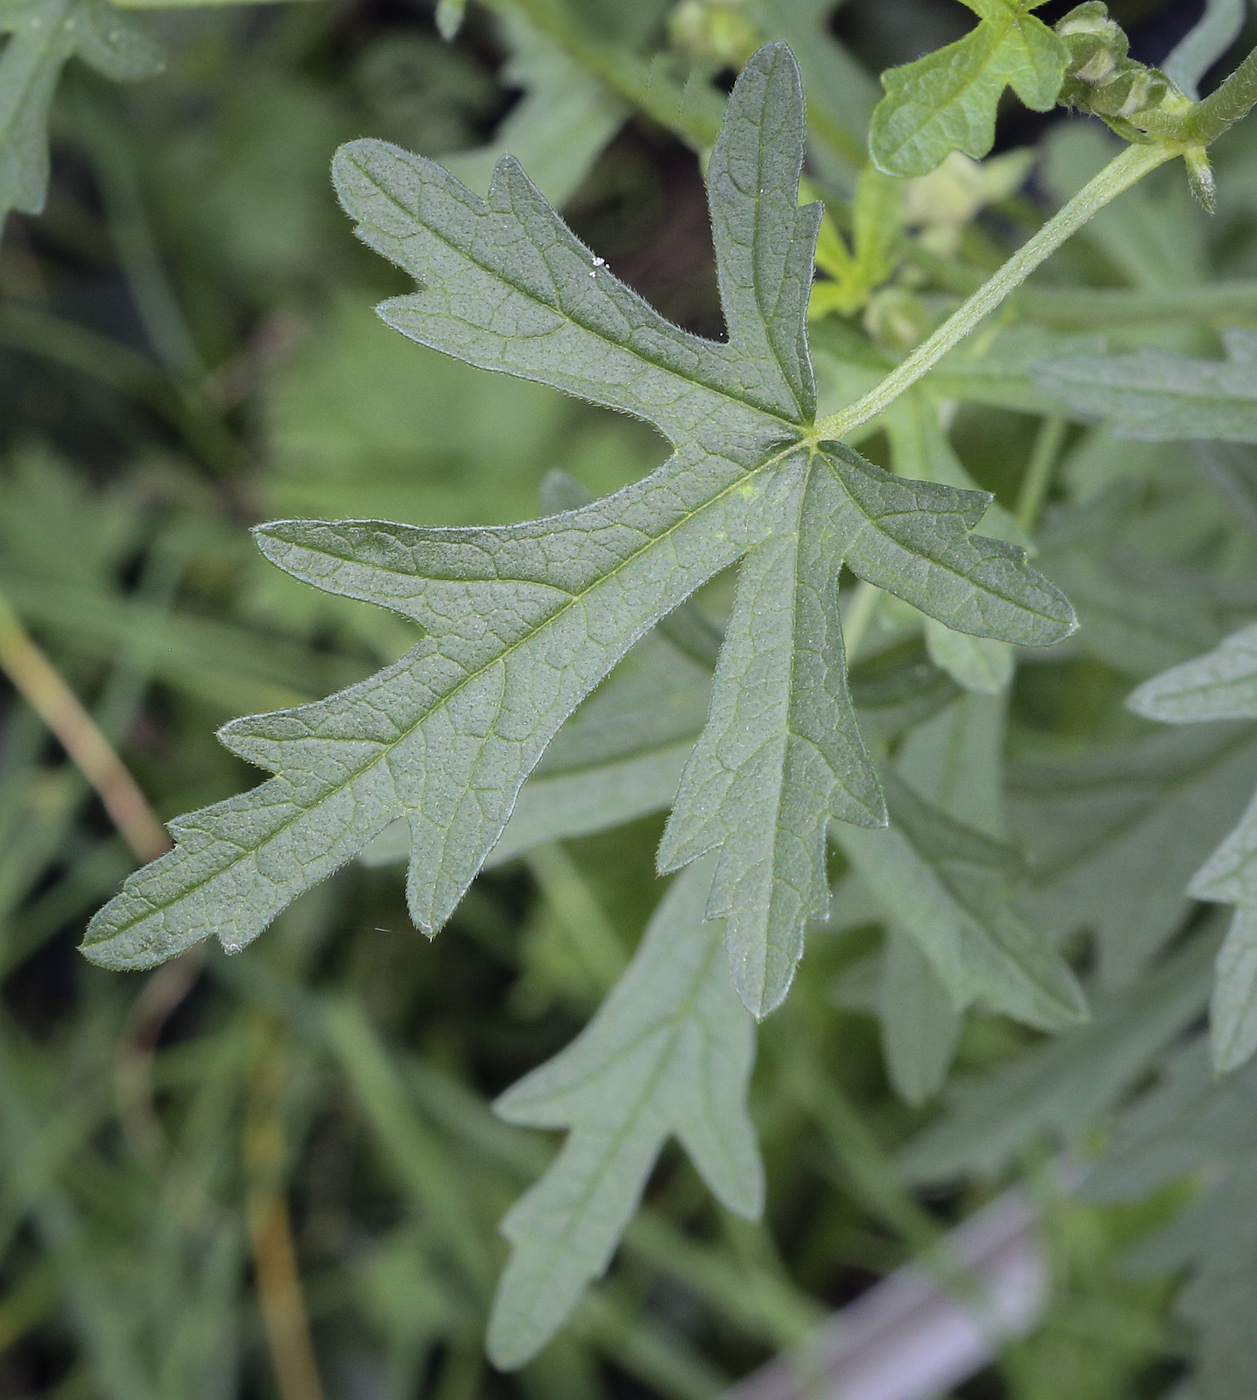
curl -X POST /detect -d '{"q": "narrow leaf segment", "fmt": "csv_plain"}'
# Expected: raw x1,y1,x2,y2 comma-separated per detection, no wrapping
0,0,162,231
488,856,761,1368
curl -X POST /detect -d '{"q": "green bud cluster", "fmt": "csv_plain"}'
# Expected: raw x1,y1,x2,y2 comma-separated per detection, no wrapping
1054,2,1182,138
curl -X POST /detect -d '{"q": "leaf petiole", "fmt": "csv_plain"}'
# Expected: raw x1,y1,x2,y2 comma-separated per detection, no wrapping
811,141,1176,441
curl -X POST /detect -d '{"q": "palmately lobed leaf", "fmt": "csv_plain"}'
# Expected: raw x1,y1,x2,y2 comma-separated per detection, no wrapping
85,41,1076,1033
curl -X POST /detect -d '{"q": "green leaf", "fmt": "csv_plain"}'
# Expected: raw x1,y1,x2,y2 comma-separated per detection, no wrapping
1010,723,1257,987
1083,1038,1257,1397
869,0,1069,177
488,857,761,1369
84,44,1075,1013
881,927,962,1105
884,392,1022,693
445,13,627,208
658,460,885,1018
1034,488,1232,679
1035,329,1257,443
835,769,1088,1031
901,929,1217,1182
1129,622,1257,724
1162,0,1246,101
0,0,162,231
1132,625,1257,1071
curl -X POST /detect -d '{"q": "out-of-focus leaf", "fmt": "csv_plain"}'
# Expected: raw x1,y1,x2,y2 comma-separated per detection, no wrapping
1132,625,1257,1071
446,13,627,208
901,930,1216,1181
1035,330,1257,444
489,856,761,1368
0,0,162,231
1010,724,1257,986
1163,0,1245,100
836,769,1088,1031
1085,1038,1257,1399
1034,491,1230,679
881,926,961,1104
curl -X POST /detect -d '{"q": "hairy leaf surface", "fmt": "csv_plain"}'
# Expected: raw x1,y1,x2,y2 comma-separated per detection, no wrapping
84,44,1074,1025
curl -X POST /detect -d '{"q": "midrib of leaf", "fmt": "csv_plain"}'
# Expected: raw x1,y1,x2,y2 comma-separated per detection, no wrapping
752,459,832,995
95,446,800,936
749,109,801,419
890,21,1005,141
505,918,721,1273
818,446,1060,628
354,150,804,431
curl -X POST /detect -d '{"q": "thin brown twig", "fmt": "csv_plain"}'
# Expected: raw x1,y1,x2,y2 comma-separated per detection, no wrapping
0,590,170,864
114,947,205,1169
0,590,204,1177
244,1017,327,1400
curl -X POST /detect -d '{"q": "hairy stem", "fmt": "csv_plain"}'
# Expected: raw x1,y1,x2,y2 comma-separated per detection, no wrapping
813,142,1176,441
1189,43,1257,145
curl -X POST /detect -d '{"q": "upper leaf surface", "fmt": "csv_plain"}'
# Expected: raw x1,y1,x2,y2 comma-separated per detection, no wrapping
488,857,761,1368
83,42,1077,976
82,44,821,969
333,44,816,440
1035,331,1257,443
82,451,799,967
869,0,1068,177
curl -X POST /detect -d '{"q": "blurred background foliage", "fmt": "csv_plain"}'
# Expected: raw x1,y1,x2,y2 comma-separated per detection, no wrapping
2,0,1257,1396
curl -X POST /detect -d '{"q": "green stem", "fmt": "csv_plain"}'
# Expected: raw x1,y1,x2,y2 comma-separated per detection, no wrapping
1189,43,1257,145
1016,415,1068,533
812,142,1176,441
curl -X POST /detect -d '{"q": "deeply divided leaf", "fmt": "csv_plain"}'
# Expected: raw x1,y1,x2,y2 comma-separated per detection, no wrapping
488,857,761,1368
84,43,1075,1035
